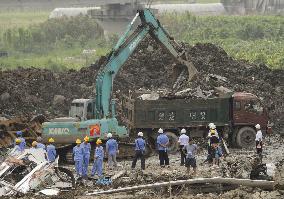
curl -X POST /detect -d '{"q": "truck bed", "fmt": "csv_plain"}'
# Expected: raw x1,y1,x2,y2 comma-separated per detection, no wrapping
124,97,232,129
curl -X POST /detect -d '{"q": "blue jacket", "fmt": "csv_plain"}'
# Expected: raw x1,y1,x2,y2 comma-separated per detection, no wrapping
81,142,91,158
10,145,22,156
37,143,46,150
135,137,146,151
15,137,26,151
106,138,118,155
47,144,57,162
95,146,104,160
157,134,169,151
73,145,84,161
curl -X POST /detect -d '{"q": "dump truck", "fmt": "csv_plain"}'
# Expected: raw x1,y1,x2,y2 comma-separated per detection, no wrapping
120,91,271,151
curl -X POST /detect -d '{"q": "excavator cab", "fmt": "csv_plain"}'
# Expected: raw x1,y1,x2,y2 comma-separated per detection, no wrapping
69,99,95,121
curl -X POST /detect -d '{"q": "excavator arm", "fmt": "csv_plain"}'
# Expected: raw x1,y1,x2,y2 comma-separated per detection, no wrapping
95,9,197,119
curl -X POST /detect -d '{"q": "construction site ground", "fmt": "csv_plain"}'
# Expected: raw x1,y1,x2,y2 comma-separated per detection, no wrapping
4,134,282,199
0,38,283,198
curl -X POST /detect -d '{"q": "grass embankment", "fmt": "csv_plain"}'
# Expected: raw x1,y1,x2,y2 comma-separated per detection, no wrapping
0,10,283,70
0,11,49,34
0,12,110,70
160,14,284,69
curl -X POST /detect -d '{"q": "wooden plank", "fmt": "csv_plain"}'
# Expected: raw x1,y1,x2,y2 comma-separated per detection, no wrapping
86,177,275,196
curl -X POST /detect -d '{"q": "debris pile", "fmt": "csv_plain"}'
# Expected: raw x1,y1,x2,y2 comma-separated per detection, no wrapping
0,39,283,131
0,149,74,197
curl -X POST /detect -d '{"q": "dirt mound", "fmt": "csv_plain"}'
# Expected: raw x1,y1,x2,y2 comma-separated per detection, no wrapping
185,43,284,131
0,67,98,117
0,39,283,131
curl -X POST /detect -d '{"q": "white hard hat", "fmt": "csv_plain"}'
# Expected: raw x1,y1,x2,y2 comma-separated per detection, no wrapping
255,124,261,129
211,124,216,129
107,133,112,138
158,128,163,134
138,132,143,137
181,128,186,134
208,123,214,128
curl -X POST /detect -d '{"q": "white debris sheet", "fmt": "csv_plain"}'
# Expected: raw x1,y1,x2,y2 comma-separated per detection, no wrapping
0,148,74,196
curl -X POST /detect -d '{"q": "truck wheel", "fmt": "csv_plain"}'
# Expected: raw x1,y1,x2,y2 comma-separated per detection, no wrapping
236,127,256,148
165,132,179,153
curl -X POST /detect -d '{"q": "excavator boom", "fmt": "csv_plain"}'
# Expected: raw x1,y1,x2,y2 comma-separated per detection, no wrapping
95,9,197,119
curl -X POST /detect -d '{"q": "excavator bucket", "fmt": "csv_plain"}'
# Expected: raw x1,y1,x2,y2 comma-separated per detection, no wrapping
185,60,198,81
172,60,198,90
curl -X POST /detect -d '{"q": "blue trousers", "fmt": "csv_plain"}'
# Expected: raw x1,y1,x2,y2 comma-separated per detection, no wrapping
92,158,103,177
82,156,90,177
75,160,82,176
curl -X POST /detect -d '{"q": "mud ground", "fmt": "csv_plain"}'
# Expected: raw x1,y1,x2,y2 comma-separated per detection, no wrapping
6,134,281,199
0,38,283,198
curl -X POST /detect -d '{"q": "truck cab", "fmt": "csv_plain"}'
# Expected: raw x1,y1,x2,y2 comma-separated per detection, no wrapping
232,92,270,148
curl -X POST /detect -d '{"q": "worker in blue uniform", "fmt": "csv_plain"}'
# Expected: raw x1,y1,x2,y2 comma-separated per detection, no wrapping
36,136,46,150
46,138,57,162
73,139,84,177
10,138,23,156
106,133,119,168
81,136,91,178
157,128,169,167
91,139,104,177
131,132,146,170
15,131,26,151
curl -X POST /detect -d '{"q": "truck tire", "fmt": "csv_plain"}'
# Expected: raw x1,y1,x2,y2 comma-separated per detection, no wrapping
236,127,256,148
165,131,179,153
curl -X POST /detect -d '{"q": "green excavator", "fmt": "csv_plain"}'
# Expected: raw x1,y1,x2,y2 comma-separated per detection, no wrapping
41,9,197,160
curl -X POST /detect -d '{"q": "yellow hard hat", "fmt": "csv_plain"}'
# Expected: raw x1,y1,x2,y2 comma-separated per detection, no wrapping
15,138,21,143
76,139,81,144
32,141,37,147
84,136,89,142
48,138,55,143
96,139,102,145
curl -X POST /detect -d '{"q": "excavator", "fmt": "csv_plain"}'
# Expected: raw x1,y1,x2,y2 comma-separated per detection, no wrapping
41,9,198,160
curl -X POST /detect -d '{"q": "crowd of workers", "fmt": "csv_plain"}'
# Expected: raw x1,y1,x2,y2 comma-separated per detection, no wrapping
11,123,264,179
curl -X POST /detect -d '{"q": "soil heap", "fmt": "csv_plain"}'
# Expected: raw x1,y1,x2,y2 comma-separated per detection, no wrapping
0,38,283,131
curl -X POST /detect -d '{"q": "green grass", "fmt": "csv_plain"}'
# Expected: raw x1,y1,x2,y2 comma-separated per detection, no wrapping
159,14,284,69
0,46,109,71
0,11,49,34
0,10,283,70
